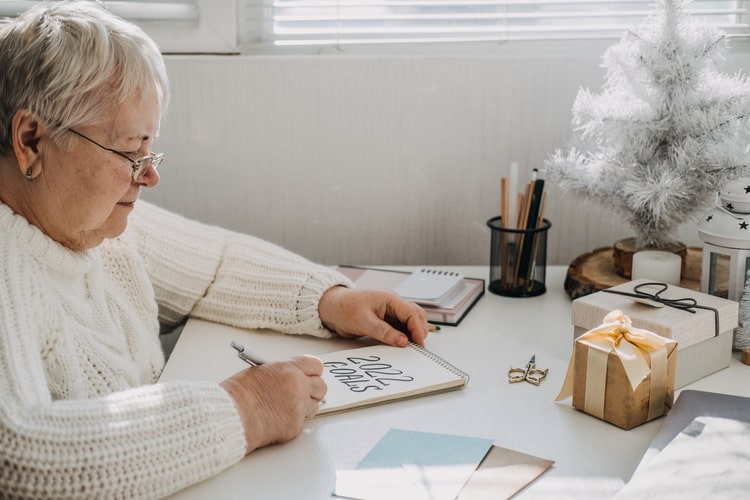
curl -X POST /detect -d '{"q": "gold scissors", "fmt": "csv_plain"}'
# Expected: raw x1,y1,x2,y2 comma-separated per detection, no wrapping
508,354,548,386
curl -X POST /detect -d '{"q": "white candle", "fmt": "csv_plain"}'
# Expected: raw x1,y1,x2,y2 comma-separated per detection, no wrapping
631,251,682,285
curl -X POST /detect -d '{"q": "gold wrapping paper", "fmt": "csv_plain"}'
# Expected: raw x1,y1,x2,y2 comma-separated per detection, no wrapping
557,309,677,430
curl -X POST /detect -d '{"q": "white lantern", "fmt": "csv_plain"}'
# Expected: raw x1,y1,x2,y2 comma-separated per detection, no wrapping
697,177,750,301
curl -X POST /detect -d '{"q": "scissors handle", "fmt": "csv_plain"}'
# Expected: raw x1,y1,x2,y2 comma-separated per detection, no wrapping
525,368,549,386
508,367,528,383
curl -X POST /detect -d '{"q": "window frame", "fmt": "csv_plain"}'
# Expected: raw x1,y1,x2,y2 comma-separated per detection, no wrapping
146,0,238,55
0,0,239,54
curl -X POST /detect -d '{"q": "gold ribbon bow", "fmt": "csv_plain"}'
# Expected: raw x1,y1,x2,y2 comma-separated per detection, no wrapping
556,309,673,421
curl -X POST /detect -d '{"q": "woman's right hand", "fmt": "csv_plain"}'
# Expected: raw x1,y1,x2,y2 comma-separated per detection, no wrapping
219,355,327,454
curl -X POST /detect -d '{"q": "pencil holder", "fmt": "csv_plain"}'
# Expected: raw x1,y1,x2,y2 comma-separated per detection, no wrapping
487,216,551,297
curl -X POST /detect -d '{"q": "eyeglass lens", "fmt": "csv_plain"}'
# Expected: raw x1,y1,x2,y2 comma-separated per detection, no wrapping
132,154,164,181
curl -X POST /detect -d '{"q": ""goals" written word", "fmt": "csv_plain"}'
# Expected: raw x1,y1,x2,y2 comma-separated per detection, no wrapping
324,354,414,393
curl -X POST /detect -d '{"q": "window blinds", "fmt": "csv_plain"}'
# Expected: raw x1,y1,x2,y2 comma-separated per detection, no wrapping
3,1,746,52
239,0,750,48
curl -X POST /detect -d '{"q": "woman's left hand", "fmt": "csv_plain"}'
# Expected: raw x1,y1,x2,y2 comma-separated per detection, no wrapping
318,287,430,347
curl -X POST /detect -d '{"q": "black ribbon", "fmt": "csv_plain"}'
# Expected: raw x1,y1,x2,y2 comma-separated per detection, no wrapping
602,282,721,337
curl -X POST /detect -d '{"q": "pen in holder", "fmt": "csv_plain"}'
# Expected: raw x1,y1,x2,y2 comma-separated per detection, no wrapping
487,216,551,297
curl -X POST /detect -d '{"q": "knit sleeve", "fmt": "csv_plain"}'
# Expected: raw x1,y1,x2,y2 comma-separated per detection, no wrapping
0,200,253,497
0,380,247,498
125,201,351,337
0,287,247,498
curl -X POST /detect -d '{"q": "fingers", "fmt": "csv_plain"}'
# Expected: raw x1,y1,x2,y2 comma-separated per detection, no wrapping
319,287,431,347
384,294,430,347
289,355,327,405
366,323,408,347
361,302,429,347
289,354,324,376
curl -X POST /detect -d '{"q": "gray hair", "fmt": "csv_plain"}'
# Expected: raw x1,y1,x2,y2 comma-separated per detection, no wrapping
0,1,170,158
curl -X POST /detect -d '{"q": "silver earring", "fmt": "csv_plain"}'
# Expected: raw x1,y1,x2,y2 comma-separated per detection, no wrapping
25,167,32,184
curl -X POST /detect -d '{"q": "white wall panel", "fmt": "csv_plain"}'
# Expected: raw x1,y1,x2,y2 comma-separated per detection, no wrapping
145,50,749,266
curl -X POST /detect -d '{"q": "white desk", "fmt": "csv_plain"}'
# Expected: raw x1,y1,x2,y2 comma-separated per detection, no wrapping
160,266,750,500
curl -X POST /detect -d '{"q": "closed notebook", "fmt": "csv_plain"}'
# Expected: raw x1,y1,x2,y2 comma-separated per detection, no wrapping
316,342,469,416
336,265,485,326
393,269,465,306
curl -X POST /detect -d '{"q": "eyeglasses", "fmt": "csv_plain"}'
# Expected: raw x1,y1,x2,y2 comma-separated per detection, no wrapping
67,128,164,182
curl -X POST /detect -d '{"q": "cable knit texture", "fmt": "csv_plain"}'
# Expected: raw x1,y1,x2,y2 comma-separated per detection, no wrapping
0,200,351,499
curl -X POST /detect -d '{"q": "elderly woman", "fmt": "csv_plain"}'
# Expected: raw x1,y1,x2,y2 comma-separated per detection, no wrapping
0,2,430,498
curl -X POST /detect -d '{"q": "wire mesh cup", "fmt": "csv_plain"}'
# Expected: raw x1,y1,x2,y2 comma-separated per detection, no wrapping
487,216,551,297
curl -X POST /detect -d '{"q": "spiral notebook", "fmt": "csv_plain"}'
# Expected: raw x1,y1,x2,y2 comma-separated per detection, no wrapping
316,342,469,416
393,269,465,306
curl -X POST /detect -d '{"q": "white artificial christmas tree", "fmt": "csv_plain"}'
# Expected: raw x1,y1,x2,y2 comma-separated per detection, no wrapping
545,0,750,249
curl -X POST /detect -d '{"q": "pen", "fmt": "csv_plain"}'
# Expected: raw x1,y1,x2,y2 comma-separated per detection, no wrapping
230,341,326,404
509,161,519,229
231,341,268,366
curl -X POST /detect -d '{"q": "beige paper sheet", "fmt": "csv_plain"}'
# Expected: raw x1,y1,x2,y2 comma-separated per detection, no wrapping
457,445,555,500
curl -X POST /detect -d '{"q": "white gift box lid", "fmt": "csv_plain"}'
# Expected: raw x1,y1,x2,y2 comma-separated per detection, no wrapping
571,279,738,348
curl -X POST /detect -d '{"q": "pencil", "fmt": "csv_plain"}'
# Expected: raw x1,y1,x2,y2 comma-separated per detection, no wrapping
500,177,510,286
517,177,547,289
429,323,441,332
501,178,509,229
514,180,536,285
537,191,547,227
526,191,548,291
509,162,519,231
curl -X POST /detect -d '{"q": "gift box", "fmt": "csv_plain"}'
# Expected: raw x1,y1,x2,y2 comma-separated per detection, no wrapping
572,279,738,388
557,309,677,430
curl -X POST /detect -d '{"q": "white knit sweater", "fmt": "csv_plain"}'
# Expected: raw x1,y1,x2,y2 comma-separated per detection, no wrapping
0,200,350,499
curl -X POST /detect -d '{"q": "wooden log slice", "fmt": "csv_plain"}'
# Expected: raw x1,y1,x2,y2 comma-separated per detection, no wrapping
565,246,704,300
612,237,688,278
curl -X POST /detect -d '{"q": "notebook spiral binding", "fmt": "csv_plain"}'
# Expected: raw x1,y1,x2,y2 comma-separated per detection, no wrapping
419,269,461,276
408,342,470,382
